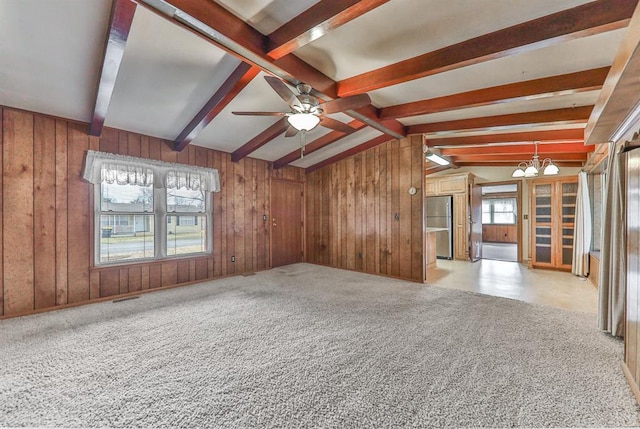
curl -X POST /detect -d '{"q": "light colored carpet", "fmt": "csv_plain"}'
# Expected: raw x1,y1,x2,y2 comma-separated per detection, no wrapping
0,263,638,428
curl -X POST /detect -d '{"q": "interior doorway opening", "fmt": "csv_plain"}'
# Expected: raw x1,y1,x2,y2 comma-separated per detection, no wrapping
480,182,521,263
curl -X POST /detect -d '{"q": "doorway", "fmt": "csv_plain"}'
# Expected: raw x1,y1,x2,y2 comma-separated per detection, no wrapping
480,182,521,262
271,179,304,268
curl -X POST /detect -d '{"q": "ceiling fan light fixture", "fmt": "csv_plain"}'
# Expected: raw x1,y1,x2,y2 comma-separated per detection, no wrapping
287,113,320,131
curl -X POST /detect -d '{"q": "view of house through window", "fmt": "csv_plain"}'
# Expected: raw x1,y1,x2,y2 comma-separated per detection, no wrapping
98,177,210,264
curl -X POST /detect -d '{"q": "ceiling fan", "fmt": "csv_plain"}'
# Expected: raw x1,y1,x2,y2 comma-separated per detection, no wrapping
232,75,371,157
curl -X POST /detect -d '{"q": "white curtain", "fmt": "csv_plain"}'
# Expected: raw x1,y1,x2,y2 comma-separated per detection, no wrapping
83,150,220,192
572,171,591,277
598,142,627,337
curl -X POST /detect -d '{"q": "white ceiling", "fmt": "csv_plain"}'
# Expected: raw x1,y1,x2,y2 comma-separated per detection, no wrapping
0,0,631,170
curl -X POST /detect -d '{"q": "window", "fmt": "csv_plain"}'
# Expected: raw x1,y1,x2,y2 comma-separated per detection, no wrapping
83,151,220,265
482,198,517,224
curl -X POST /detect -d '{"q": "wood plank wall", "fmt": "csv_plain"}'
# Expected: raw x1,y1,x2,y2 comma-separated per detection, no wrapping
482,224,517,243
0,106,303,317
305,135,425,282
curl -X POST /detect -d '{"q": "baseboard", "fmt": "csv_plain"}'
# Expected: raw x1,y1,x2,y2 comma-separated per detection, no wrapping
621,361,640,406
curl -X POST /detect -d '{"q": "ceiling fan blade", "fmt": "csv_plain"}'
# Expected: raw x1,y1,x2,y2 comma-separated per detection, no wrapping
285,126,298,137
319,93,371,114
264,76,300,109
232,111,287,116
319,116,357,134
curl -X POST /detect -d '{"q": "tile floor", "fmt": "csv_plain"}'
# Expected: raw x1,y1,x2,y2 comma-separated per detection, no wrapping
426,259,598,313
481,242,518,262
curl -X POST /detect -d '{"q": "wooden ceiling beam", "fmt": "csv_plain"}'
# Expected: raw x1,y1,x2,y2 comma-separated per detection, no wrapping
89,0,137,136
408,106,593,134
441,143,593,156
156,0,405,139
379,67,609,120
231,117,290,162
159,0,336,96
426,129,584,147
272,120,367,169
266,0,390,60
455,161,584,167
337,0,636,96
173,63,259,151
586,0,640,143
452,153,588,163
305,134,391,173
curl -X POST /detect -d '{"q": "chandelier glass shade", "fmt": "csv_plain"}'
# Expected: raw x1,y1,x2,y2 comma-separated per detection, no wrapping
287,113,320,131
511,142,559,178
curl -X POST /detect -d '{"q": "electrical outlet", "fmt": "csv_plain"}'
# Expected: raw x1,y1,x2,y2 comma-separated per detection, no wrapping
394,213,400,221
358,252,363,259
263,215,267,221
231,256,235,263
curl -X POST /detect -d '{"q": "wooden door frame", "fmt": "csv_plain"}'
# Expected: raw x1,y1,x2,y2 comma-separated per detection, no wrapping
478,179,523,263
269,177,305,268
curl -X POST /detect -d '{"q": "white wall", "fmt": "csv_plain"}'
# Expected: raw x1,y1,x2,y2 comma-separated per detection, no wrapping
430,166,582,261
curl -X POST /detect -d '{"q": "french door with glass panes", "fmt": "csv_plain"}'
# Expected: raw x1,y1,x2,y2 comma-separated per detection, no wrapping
530,177,578,270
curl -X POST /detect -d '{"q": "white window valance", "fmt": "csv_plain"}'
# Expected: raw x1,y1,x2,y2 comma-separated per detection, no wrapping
83,150,220,192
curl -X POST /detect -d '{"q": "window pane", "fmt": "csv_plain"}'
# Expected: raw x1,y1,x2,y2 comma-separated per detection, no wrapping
494,212,516,224
101,183,153,212
100,215,154,263
166,215,207,256
482,212,491,224
167,188,206,213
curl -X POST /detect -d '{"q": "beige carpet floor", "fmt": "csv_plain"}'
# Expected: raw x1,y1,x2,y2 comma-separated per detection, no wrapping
0,263,638,428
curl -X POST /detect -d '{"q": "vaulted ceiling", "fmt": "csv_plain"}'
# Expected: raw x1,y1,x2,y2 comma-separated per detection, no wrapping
1,0,637,174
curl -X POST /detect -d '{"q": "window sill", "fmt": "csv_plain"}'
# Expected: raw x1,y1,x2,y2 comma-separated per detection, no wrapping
90,253,212,272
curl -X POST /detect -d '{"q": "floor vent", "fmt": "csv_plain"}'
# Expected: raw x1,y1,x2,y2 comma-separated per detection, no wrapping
242,272,256,277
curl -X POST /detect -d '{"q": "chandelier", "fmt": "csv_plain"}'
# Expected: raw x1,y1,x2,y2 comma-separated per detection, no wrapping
511,142,559,178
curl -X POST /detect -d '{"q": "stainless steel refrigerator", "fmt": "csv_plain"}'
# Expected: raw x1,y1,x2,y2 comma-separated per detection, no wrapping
425,195,453,259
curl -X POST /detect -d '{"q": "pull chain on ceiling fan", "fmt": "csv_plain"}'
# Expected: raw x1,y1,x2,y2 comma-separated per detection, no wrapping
232,76,371,158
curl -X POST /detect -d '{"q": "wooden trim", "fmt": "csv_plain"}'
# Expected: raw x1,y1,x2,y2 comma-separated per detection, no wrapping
441,143,593,156
408,106,593,134
380,67,609,119
455,161,584,167
90,254,214,273
89,0,137,136
266,0,389,59
337,0,636,96
173,63,258,151
622,361,640,406
452,153,588,163
426,129,585,147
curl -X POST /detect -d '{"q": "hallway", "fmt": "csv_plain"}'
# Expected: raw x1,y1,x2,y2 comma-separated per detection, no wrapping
426,259,597,313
